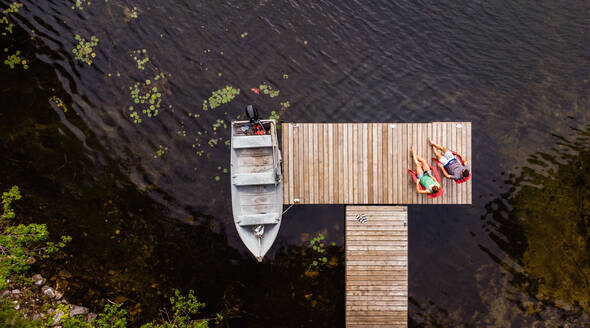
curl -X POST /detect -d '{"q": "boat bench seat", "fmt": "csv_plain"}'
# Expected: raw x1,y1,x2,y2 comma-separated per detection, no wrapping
236,213,281,226
232,173,276,186
232,135,272,149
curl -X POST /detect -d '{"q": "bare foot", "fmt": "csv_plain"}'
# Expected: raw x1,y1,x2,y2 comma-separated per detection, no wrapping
428,138,434,145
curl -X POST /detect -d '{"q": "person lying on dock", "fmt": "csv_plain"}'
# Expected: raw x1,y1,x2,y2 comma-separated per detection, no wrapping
429,138,470,181
410,146,441,195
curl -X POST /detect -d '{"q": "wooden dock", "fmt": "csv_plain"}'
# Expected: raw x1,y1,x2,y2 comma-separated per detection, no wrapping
346,206,408,327
281,122,471,205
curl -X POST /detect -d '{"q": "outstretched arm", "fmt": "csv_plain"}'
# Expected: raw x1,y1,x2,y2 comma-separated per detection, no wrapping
456,152,467,165
415,180,429,194
437,163,451,178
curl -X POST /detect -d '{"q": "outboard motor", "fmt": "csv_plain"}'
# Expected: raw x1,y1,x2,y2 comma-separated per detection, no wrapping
245,105,266,135
245,105,260,124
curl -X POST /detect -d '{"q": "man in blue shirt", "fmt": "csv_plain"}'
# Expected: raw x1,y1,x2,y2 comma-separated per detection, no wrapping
429,138,470,181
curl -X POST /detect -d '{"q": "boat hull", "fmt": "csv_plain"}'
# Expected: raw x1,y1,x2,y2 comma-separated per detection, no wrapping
230,120,282,261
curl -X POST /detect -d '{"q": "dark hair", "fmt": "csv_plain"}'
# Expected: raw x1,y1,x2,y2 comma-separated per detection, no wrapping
462,169,470,178
431,186,440,193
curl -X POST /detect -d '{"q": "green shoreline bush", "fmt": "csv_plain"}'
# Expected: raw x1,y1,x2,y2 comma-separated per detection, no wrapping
0,186,221,327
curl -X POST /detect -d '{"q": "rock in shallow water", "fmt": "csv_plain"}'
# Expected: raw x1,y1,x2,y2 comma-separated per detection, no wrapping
51,310,64,326
41,286,56,298
32,274,44,285
87,312,97,323
69,305,89,316
54,290,63,300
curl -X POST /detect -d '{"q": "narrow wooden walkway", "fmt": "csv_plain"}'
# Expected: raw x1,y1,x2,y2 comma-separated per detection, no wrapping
346,206,408,327
281,122,471,205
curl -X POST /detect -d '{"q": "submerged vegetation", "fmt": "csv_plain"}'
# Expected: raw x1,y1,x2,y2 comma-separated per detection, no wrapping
483,126,590,324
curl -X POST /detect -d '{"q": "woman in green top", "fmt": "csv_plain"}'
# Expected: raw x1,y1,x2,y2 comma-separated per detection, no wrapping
410,145,441,195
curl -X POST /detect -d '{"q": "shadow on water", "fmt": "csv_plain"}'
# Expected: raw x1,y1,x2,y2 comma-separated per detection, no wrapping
0,62,346,325
479,125,590,326
0,17,345,328
407,127,590,327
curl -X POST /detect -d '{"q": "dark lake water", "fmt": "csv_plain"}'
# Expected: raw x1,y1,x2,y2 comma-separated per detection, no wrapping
1,0,589,326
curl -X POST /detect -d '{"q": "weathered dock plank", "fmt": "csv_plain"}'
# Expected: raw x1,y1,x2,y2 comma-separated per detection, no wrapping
346,206,408,327
281,122,471,204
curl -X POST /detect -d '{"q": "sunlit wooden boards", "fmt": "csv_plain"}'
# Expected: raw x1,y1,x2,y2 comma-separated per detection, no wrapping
281,122,471,204
345,206,408,328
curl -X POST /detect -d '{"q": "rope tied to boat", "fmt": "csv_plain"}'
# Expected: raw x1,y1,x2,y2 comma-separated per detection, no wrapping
282,204,295,215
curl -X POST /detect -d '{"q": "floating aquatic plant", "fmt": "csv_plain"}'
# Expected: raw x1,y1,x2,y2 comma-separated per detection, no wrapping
153,72,166,81
129,111,141,124
50,96,67,112
258,83,280,98
207,137,220,147
240,32,248,38
3,1,22,14
153,145,168,159
280,101,290,109
269,111,280,124
124,6,138,21
72,0,90,10
1,2,21,35
202,86,240,111
212,119,227,131
4,50,28,69
0,16,11,35
177,122,187,137
214,166,228,181
132,49,149,70
128,77,163,124
282,73,289,79
72,34,98,65
308,233,328,269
